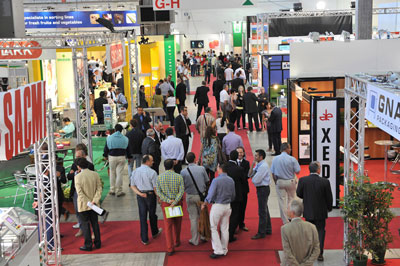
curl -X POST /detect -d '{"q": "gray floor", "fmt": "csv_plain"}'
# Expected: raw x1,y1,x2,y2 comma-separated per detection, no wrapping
60,76,394,266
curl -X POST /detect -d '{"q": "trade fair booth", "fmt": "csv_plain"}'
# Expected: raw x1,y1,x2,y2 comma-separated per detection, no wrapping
0,30,140,265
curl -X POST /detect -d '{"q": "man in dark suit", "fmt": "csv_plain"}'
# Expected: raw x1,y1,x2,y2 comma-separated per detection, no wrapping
138,85,148,108
231,72,244,93
174,106,192,164
141,129,161,174
236,146,250,231
243,87,261,132
94,91,108,136
226,150,246,242
194,81,210,120
126,119,145,176
167,74,175,90
175,78,187,110
213,74,225,110
296,161,333,262
133,107,152,133
268,102,282,155
153,122,166,146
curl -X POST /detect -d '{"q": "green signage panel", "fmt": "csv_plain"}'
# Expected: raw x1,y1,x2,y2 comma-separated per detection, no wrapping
164,35,176,86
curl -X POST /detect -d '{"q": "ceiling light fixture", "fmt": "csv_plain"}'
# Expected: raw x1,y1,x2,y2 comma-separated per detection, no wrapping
316,1,326,10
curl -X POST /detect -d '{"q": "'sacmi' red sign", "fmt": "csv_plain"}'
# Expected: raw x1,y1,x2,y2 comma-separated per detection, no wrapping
0,81,47,160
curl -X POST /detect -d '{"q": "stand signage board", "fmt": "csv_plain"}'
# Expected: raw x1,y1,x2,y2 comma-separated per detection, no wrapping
24,11,139,29
106,42,125,71
153,0,254,10
0,81,47,161
0,41,42,60
164,35,176,85
311,98,339,206
366,84,400,140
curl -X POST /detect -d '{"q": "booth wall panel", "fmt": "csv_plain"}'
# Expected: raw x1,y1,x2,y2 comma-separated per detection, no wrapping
291,39,400,78
299,81,334,92
366,128,392,159
336,78,345,89
291,90,299,159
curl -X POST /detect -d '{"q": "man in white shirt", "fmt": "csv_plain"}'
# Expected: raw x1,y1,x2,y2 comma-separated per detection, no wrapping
234,65,246,84
219,84,231,119
161,127,185,173
224,64,234,84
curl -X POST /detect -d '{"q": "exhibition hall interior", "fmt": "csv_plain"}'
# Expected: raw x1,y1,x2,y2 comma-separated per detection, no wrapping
1,0,400,265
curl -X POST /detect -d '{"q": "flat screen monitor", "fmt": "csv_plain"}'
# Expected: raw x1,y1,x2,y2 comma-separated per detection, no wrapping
190,40,204,49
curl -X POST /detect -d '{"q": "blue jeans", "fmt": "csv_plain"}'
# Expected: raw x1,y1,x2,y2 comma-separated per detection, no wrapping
128,154,142,178
184,80,190,94
256,186,272,236
137,192,159,242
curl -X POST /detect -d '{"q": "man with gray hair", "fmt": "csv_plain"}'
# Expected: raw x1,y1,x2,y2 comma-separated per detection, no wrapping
281,199,320,266
297,161,333,262
141,129,161,174
271,143,300,225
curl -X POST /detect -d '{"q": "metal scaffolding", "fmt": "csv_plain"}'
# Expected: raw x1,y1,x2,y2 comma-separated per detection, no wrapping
0,31,134,265
34,99,61,265
343,74,368,265
127,31,140,116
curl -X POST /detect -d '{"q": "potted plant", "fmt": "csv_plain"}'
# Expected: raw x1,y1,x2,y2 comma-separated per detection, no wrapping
363,181,394,265
341,176,394,266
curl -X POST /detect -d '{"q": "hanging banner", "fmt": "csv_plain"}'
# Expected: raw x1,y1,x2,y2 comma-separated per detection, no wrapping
0,41,42,60
106,42,125,71
366,84,400,140
24,11,139,29
164,35,176,85
311,98,339,206
232,21,243,47
0,81,47,161
153,0,254,10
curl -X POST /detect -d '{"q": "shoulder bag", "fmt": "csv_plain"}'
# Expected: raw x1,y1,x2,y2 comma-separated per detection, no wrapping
187,167,206,202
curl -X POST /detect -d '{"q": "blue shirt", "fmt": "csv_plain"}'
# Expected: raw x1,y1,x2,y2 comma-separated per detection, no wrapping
106,131,129,150
161,136,184,161
130,165,157,191
251,160,271,187
222,132,243,155
205,173,235,204
61,122,75,138
270,152,301,180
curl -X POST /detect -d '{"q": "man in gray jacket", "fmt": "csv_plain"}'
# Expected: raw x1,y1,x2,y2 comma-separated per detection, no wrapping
180,152,209,245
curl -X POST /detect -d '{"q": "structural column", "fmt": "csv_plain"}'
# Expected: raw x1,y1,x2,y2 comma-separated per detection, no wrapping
355,0,373,39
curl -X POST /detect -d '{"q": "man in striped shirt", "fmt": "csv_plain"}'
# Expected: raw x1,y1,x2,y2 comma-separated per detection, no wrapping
156,159,185,256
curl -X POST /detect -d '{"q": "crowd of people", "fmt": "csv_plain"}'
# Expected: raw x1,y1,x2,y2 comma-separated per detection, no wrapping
34,50,333,265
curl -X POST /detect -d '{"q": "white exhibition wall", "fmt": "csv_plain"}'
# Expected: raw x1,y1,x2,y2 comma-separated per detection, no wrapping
177,34,232,57
290,39,400,78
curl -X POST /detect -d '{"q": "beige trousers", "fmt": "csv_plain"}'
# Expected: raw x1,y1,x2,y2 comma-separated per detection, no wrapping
108,155,126,194
186,194,201,245
276,178,297,224
210,203,231,255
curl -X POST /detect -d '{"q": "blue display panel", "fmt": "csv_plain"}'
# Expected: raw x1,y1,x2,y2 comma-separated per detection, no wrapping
24,11,139,29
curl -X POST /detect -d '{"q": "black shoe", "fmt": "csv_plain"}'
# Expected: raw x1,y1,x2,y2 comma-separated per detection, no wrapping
229,237,237,243
240,227,249,232
79,246,92,251
94,244,101,249
102,211,109,224
266,232,272,235
251,234,265,240
64,211,70,221
318,254,324,261
167,251,175,256
256,129,262,132
210,253,224,259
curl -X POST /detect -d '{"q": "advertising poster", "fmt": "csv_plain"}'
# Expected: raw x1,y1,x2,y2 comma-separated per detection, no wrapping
164,35,176,85
24,11,139,29
42,60,58,106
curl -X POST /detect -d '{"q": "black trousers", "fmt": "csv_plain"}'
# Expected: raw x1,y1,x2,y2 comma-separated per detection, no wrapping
173,160,183,174
256,186,272,236
206,168,215,184
217,133,226,145
137,192,159,243
229,201,242,239
236,109,246,128
178,134,190,163
247,112,260,131
96,117,106,136
239,191,248,228
79,210,101,248
215,96,220,110
271,131,282,154
306,219,326,255
229,110,237,124
167,106,175,126
267,127,273,150
196,103,208,120
205,72,211,84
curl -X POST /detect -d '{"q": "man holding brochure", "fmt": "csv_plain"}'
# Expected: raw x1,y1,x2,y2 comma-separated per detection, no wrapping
201,164,235,259
156,159,185,256
130,155,163,245
74,158,103,251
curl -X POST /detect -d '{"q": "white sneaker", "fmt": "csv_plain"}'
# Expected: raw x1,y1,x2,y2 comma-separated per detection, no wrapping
72,223,80,229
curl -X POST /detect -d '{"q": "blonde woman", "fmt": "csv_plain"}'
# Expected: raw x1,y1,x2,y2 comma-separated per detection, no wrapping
236,85,246,129
215,110,228,144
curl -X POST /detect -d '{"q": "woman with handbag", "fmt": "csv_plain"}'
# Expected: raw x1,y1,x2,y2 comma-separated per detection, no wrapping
199,126,225,182
165,90,176,126
235,86,246,129
215,111,228,144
